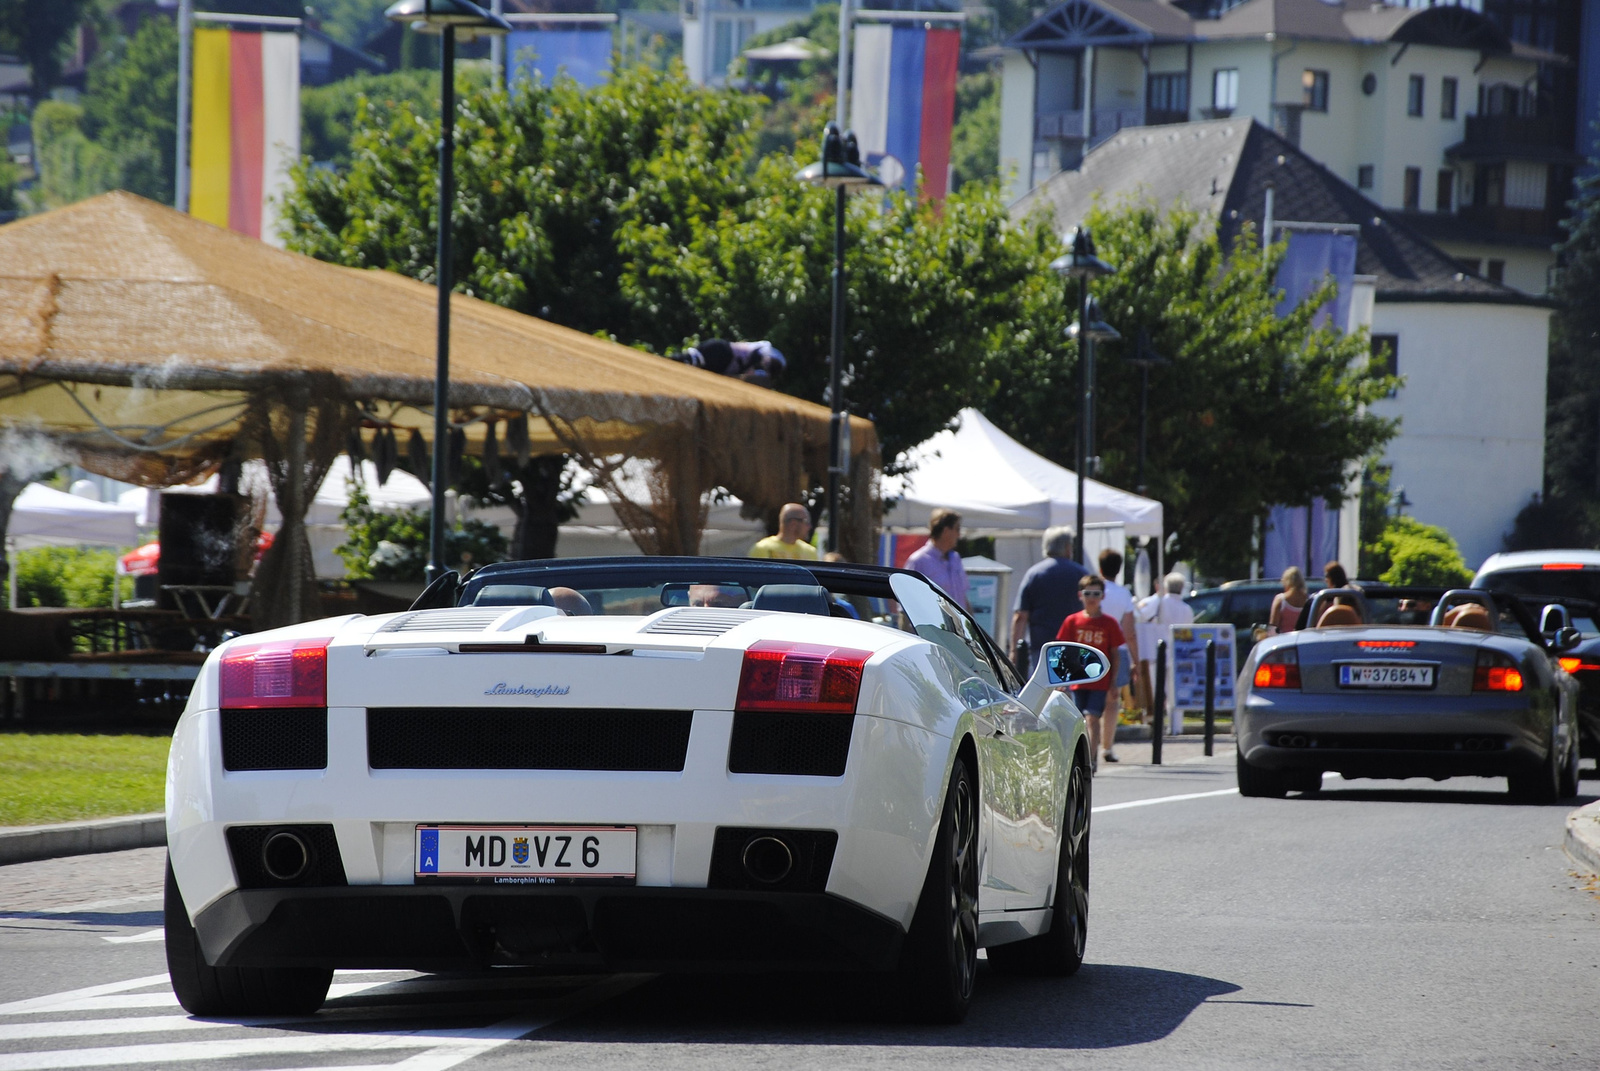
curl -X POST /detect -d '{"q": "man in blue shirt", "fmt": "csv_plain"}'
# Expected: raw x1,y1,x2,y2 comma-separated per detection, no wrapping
1010,526,1089,674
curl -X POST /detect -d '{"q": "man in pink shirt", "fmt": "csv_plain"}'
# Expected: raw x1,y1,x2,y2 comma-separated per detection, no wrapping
905,508,968,609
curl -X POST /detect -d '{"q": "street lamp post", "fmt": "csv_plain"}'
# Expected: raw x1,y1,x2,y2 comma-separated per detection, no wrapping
384,0,510,583
1051,228,1115,566
796,122,880,554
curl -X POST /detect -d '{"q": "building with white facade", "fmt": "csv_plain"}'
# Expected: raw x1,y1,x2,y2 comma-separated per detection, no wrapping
681,0,819,86
1014,119,1553,569
999,0,1572,295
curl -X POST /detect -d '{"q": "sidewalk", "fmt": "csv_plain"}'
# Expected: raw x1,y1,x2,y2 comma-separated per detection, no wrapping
0,813,165,867
1565,800,1600,876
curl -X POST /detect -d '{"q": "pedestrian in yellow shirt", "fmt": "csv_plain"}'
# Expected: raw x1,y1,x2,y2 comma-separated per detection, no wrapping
749,502,819,560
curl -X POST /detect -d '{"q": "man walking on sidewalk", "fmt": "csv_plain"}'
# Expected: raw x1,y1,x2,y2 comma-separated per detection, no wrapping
1010,527,1088,674
1057,573,1124,773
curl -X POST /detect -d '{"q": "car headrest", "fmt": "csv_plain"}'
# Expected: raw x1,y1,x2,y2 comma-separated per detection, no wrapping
472,584,551,607
1444,604,1494,632
750,583,833,617
1317,604,1361,627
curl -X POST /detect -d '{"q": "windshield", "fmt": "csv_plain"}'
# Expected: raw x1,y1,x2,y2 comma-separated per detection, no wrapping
1478,568,1600,607
456,558,828,617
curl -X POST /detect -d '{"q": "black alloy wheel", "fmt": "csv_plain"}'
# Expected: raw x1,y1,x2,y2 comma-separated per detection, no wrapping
898,753,980,1022
165,858,332,1016
987,753,1091,976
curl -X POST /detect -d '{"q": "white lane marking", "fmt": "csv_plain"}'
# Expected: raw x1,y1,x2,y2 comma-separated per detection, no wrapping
0,1016,225,1041
0,974,648,1071
0,979,399,1017
1093,787,1239,813
0,976,169,1016
101,929,163,944
20,897,161,917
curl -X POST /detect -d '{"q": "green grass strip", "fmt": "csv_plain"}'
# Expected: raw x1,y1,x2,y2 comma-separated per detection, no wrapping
0,734,170,827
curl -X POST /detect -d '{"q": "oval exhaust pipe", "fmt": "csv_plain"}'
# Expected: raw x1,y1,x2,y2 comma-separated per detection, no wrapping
741,836,794,885
262,830,312,882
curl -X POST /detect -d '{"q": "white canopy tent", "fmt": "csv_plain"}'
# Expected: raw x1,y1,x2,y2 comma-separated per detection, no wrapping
11,483,141,548
882,409,1163,537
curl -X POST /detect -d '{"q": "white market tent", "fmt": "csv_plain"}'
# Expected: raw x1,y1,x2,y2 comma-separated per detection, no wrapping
881,408,1163,537
10,483,141,548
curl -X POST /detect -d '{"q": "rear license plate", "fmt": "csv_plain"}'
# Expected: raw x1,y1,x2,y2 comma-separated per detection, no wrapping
1338,664,1434,689
415,825,636,885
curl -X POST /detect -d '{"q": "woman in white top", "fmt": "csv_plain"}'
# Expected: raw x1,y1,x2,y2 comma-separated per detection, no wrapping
1135,573,1195,723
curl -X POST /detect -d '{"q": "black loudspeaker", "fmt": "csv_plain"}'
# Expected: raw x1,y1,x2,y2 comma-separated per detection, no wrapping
158,493,241,588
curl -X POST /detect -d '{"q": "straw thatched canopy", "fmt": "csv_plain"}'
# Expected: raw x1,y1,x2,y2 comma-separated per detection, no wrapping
0,193,880,623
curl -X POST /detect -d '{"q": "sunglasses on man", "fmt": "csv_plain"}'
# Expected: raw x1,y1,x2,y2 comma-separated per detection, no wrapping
1081,589,1104,598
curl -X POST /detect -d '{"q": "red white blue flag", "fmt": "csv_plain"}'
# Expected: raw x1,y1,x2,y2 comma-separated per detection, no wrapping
849,24,960,200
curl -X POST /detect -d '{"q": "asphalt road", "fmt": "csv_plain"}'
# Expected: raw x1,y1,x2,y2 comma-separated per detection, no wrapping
2,740,1597,1071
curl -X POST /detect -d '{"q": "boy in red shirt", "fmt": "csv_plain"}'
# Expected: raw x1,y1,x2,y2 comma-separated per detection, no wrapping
1056,573,1125,772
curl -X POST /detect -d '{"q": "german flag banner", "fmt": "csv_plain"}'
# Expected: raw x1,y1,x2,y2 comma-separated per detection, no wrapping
190,27,299,244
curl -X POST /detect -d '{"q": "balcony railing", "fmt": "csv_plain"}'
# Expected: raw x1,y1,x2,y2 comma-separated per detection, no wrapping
1455,204,1563,239
1460,114,1569,153
1035,107,1152,146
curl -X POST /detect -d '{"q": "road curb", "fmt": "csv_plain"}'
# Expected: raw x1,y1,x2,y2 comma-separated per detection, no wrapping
1563,800,1600,876
0,813,165,866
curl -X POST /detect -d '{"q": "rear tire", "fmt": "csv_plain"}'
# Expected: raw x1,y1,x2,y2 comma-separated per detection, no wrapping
1236,750,1290,798
1507,736,1561,804
896,752,980,1023
987,754,1090,977
165,859,332,1016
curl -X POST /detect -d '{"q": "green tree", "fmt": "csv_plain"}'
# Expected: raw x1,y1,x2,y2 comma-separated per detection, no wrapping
335,480,506,581
300,68,439,167
9,547,130,608
28,100,118,211
733,5,838,159
0,0,90,101
80,14,179,204
950,69,999,189
617,154,1067,465
306,0,389,48
1364,516,1474,587
985,200,1398,577
283,62,763,345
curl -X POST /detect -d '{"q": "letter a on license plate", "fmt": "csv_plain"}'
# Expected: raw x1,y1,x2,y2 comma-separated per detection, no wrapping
415,825,636,885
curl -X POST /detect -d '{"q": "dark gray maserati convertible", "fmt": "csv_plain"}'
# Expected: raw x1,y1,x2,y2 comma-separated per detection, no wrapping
1235,587,1582,801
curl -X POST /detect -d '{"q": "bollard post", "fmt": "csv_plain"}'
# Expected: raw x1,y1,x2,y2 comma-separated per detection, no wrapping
1203,638,1216,757
1151,640,1166,765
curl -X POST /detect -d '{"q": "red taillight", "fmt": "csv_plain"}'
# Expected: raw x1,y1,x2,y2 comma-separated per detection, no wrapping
1253,649,1301,689
736,641,870,714
1473,650,1523,692
1358,640,1417,648
1560,657,1581,673
219,637,331,709
1542,563,1586,571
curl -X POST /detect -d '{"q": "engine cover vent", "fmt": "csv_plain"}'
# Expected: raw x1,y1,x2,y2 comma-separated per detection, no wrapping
380,608,509,633
642,608,766,636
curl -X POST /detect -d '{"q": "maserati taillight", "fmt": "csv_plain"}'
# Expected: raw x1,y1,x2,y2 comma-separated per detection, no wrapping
1473,649,1523,692
219,637,331,709
1253,648,1301,689
736,641,870,714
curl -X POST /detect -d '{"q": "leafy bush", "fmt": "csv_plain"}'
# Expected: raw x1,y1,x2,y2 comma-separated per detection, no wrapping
1365,517,1474,588
336,481,507,582
8,546,132,608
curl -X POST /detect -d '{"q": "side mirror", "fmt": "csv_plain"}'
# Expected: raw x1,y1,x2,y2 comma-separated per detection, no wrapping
1039,641,1109,686
1554,626,1583,652
1540,603,1572,635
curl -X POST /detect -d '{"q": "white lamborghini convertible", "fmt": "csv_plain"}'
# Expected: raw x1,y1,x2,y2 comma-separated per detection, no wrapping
164,557,1102,1022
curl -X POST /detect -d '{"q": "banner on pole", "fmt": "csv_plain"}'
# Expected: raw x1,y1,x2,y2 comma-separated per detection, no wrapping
190,27,299,245
507,28,612,90
848,24,959,199
1274,230,1357,329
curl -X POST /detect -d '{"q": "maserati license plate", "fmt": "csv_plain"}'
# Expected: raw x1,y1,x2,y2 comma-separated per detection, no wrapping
415,825,636,885
1338,664,1434,689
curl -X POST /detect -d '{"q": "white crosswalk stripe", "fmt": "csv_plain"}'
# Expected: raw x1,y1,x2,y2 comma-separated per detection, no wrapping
0,971,645,1071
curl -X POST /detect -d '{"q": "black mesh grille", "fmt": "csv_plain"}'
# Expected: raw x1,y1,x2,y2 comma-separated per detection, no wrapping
1268,731,1512,752
728,712,853,776
368,708,693,770
221,708,327,771
226,824,348,888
